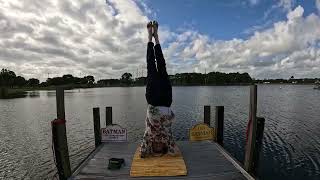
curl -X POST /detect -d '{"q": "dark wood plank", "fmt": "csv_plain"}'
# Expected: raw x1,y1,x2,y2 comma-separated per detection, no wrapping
71,141,253,180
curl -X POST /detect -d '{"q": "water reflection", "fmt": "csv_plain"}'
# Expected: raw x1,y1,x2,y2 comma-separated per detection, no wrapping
0,85,319,179
27,91,40,98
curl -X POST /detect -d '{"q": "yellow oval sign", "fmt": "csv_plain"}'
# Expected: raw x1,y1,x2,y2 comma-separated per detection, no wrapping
189,123,215,141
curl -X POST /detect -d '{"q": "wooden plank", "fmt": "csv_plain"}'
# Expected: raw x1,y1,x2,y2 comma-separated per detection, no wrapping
130,147,187,177
215,143,255,180
74,171,246,180
71,141,252,180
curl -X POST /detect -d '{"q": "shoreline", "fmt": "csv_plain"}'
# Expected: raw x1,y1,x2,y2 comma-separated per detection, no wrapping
0,87,27,99
2,83,316,92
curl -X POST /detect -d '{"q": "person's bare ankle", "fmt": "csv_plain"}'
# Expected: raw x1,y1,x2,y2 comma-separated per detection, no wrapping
154,36,160,44
152,21,159,44
147,21,153,42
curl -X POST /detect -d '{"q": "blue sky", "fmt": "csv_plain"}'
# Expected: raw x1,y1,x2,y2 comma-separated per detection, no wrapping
1,0,320,80
139,0,318,40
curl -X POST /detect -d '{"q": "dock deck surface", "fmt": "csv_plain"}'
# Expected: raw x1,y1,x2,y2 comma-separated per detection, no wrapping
71,141,253,180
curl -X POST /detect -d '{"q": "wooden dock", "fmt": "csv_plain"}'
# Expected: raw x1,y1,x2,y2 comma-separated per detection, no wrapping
70,141,254,180
52,85,264,180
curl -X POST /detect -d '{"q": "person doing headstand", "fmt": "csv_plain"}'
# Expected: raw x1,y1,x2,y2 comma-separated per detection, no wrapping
140,21,179,158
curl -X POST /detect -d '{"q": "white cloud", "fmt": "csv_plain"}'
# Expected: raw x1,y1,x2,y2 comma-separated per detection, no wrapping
278,0,295,11
0,0,151,81
316,0,320,14
262,0,295,21
0,0,320,81
164,6,320,79
248,0,259,6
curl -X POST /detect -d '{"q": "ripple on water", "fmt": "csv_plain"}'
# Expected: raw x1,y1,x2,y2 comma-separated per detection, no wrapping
1,86,320,179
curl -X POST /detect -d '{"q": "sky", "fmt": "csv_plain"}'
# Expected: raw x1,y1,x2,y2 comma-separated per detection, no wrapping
1,0,320,82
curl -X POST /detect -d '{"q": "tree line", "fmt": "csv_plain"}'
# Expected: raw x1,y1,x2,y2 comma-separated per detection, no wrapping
5,68,318,89
0,69,40,87
97,72,253,86
0,68,95,88
254,77,319,84
1,68,255,88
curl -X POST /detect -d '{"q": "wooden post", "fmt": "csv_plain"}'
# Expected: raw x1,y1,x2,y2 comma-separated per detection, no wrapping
93,107,101,148
215,106,224,145
106,106,112,126
51,87,71,180
253,117,265,175
244,85,258,173
56,87,65,119
204,105,211,126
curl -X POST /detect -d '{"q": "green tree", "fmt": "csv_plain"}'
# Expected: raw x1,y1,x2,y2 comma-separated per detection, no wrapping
27,78,40,87
14,76,27,87
84,75,95,84
121,72,133,85
0,68,17,87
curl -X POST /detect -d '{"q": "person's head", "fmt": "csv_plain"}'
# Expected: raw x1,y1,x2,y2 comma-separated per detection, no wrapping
152,136,168,154
153,142,165,153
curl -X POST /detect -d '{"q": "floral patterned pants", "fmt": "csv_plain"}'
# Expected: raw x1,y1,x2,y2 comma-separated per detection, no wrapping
140,105,179,158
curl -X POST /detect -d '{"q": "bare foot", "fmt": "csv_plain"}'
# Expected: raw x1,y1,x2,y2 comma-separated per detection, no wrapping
147,21,153,42
152,21,160,44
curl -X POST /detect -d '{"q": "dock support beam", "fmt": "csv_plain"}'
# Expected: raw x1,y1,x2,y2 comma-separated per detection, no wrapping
106,107,113,126
51,87,71,180
215,106,224,145
253,117,265,175
244,85,263,174
204,105,211,126
93,107,101,148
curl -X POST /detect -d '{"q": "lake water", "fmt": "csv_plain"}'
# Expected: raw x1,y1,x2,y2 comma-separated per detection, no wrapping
0,85,320,179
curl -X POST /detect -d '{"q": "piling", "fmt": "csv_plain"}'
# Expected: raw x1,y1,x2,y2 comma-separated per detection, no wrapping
93,107,101,148
244,85,258,173
215,106,224,145
51,87,71,180
253,117,265,175
106,106,113,126
204,105,211,126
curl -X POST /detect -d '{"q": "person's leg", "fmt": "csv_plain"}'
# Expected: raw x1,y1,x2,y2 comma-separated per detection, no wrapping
145,22,159,105
153,21,172,107
154,44,168,78
155,43,172,107
152,21,168,78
